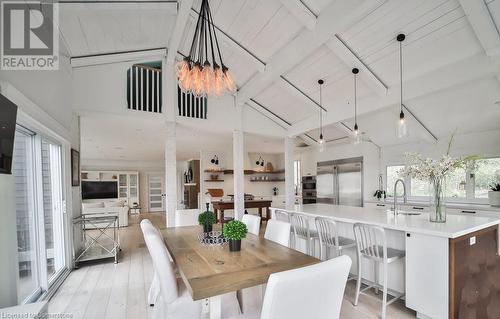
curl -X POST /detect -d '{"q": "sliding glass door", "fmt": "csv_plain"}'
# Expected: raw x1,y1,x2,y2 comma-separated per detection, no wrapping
13,128,67,303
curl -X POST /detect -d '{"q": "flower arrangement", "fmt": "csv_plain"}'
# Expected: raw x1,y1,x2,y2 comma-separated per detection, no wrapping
491,183,500,192
399,135,478,222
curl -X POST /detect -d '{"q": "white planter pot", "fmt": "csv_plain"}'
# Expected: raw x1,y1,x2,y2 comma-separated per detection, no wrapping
488,191,500,207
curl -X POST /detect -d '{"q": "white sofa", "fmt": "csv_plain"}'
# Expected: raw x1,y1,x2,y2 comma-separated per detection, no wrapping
82,200,129,227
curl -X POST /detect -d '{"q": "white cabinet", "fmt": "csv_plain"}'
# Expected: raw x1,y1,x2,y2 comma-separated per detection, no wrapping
405,232,449,319
82,170,140,208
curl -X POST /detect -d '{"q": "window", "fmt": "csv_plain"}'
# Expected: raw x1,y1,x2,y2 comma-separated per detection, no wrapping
474,158,500,198
410,167,466,198
386,165,404,197
13,128,67,303
13,129,38,303
294,160,301,195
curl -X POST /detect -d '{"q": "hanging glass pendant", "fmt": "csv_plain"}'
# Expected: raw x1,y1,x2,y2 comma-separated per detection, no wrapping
397,33,409,138
353,123,361,145
398,110,408,138
176,0,235,97
317,79,325,152
319,133,325,153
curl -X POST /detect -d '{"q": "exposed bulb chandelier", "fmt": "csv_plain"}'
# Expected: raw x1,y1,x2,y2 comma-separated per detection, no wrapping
176,0,236,97
352,68,361,145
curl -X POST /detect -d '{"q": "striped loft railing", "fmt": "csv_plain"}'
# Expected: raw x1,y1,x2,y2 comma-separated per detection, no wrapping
126,63,208,119
127,64,162,113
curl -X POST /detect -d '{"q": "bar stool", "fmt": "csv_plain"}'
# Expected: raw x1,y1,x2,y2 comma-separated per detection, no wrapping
353,223,405,319
315,217,356,261
289,213,319,257
273,209,290,222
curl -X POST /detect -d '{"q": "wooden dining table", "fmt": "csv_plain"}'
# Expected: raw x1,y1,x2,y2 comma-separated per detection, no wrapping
161,225,319,319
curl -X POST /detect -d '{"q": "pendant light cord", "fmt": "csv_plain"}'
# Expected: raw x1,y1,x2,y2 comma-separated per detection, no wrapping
354,73,357,125
319,83,323,137
399,39,403,114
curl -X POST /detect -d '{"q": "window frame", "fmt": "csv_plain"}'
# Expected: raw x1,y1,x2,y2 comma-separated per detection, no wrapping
385,157,500,204
14,110,73,304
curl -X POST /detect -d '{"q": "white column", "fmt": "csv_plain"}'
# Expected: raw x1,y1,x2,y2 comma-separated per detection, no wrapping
165,121,177,227
163,57,177,227
285,136,295,209
233,130,245,221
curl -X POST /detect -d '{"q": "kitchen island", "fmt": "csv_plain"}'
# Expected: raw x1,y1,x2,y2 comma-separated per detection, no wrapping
271,204,500,319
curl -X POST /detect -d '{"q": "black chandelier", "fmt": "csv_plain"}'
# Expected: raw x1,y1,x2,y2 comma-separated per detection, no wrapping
176,0,236,97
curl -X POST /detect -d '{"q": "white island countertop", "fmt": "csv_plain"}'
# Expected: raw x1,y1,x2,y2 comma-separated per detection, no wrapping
274,203,500,238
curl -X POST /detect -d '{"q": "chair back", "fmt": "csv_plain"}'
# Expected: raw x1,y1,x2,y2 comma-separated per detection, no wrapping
264,220,291,247
353,223,387,260
260,255,352,319
289,213,311,238
141,220,178,304
241,214,261,236
315,217,340,248
274,210,289,222
175,209,200,227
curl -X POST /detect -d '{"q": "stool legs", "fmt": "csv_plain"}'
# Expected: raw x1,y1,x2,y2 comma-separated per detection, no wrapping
382,263,388,319
354,252,362,306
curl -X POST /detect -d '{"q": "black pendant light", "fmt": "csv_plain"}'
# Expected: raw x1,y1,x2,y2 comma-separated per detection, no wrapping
397,33,408,138
318,79,325,152
352,68,361,145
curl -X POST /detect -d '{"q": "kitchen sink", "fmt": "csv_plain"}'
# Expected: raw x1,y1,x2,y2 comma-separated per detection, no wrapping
386,209,422,216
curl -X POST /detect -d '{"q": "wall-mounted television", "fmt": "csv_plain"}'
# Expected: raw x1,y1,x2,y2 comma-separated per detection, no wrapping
82,181,118,200
0,94,18,175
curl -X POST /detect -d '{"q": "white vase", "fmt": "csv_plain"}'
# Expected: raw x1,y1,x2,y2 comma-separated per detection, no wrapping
489,191,500,207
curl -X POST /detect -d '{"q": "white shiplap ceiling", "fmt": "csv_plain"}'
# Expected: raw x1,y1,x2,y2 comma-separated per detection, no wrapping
63,0,500,153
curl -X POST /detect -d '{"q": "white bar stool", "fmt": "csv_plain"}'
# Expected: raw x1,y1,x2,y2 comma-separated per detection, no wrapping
353,223,405,319
314,217,356,260
289,213,319,257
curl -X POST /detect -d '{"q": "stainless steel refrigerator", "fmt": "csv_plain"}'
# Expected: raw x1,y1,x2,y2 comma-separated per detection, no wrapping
316,157,363,207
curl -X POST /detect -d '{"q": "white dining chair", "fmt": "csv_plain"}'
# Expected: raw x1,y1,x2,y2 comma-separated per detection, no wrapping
315,217,356,260
264,220,290,247
353,223,405,319
142,222,240,319
241,214,261,236
229,255,352,319
289,213,319,257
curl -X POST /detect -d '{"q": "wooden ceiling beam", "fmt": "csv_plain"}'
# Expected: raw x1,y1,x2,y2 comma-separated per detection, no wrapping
278,0,317,30
325,35,388,96
237,0,385,105
458,0,500,57
166,0,194,65
288,53,500,136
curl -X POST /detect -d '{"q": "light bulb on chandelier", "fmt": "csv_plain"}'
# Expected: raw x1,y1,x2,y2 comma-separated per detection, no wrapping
176,0,236,97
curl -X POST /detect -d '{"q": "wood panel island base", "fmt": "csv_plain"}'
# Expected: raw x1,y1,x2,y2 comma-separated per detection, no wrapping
272,204,500,319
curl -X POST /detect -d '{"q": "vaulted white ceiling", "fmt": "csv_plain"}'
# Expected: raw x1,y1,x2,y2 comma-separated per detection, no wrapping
62,0,500,155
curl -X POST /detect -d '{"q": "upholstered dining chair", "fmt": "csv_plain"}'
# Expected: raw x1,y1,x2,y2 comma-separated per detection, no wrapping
229,255,352,319
142,220,240,319
241,214,261,236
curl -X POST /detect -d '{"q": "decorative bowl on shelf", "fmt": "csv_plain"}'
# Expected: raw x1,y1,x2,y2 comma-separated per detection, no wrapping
210,174,219,180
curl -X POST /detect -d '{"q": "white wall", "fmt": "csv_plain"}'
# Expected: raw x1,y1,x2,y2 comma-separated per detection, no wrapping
72,61,286,138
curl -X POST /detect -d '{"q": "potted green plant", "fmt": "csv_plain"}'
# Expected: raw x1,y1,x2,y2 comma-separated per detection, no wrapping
373,189,386,201
198,210,216,233
489,183,500,207
223,220,248,252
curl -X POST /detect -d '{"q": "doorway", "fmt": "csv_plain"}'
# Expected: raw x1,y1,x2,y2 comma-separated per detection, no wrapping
148,174,164,212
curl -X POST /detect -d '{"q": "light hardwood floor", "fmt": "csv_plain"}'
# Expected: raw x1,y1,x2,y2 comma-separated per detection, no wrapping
48,212,416,319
